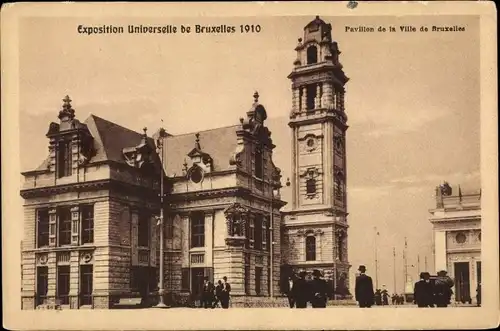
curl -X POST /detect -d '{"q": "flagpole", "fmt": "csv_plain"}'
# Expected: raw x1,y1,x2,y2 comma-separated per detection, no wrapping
375,227,378,289
393,247,396,294
417,255,420,276
403,237,408,295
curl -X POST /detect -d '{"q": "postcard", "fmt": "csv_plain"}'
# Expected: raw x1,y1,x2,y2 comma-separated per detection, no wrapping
1,1,498,330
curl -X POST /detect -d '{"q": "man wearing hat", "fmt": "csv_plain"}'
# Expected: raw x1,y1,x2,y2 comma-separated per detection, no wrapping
434,270,454,307
310,269,329,308
355,265,374,308
202,276,215,308
294,271,309,308
413,272,434,307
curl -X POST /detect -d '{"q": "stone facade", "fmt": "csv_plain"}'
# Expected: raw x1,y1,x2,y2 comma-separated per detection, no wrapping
429,182,481,303
281,16,351,294
21,91,286,309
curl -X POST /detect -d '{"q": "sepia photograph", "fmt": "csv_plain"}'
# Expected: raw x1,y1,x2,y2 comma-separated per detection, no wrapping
2,1,498,330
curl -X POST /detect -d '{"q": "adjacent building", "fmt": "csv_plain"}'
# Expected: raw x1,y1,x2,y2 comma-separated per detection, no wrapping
429,182,481,303
281,16,351,295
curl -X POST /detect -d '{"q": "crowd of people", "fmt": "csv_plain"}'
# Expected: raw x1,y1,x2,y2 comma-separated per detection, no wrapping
198,266,475,309
199,276,232,309
413,271,455,307
284,269,331,308
354,265,457,308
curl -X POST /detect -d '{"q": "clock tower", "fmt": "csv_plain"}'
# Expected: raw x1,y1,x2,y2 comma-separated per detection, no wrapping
282,16,350,294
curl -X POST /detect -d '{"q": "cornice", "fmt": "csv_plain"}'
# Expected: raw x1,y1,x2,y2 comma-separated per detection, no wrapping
288,110,348,130
19,179,158,200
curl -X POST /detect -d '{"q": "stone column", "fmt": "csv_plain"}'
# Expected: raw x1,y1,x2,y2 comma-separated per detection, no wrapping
181,215,190,268
130,209,139,265
315,83,321,109
69,250,79,309
434,231,447,272
205,211,214,267
47,252,57,300
316,230,323,261
225,244,245,296
300,87,307,111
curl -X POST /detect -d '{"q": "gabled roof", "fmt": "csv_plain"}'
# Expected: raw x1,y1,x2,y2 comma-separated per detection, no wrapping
163,125,239,176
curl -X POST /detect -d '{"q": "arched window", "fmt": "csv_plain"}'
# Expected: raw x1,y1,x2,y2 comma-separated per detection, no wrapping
306,236,316,261
306,84,317,110
307,46,318,64
306,178,316,194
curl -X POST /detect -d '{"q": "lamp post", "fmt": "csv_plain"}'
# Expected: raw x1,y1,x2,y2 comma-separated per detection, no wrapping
154,128,169,308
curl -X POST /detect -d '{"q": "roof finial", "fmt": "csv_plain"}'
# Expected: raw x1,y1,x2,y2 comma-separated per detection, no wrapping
195,132,201,150
315,15,320,19
253,91,259,103
63,95,72,109
58,94,75,121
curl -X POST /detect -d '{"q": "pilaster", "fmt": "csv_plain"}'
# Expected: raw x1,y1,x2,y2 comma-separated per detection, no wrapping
205,211,214,266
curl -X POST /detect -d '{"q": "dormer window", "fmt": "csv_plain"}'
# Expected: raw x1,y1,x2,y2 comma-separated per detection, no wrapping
190,166,203,183
307,46,318,64
255,145,263,179
56,140,72,178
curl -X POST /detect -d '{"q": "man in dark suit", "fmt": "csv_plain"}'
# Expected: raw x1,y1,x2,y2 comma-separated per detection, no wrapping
294,271,309,308
310,269,329,308
220,276,231,309
284,275,296,308
202,276,215,308
355,265,374,308
414,272,435,307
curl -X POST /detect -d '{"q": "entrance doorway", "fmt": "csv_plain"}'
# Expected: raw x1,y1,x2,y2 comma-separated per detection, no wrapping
191,268,205,301
454,262,470,303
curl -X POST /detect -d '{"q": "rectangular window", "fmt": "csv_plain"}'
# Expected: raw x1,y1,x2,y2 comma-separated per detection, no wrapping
190,212,205,248
79,265,93,306
255,267,262,295
81,205,94,244
138,210,150,247
36,266,48,306
57,265,70,305
181,268,190,291
254,216,262,250
58,207,72,246
37,209,50,248
57,140,72,178
248,218,255,248
262,218,268,250
165,216,173,239
255,146,263,179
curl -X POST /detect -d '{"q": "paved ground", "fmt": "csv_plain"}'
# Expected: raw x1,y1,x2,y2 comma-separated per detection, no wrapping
144,303,477,310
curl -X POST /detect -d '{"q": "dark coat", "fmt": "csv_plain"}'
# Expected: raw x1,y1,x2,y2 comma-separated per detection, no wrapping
355,274,374,307
310,278,329,308
202,281,215,299
414,280,435,307
292,278,309,308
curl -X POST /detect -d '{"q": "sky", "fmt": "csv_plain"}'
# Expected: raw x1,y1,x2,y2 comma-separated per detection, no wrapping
18,15,480,293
